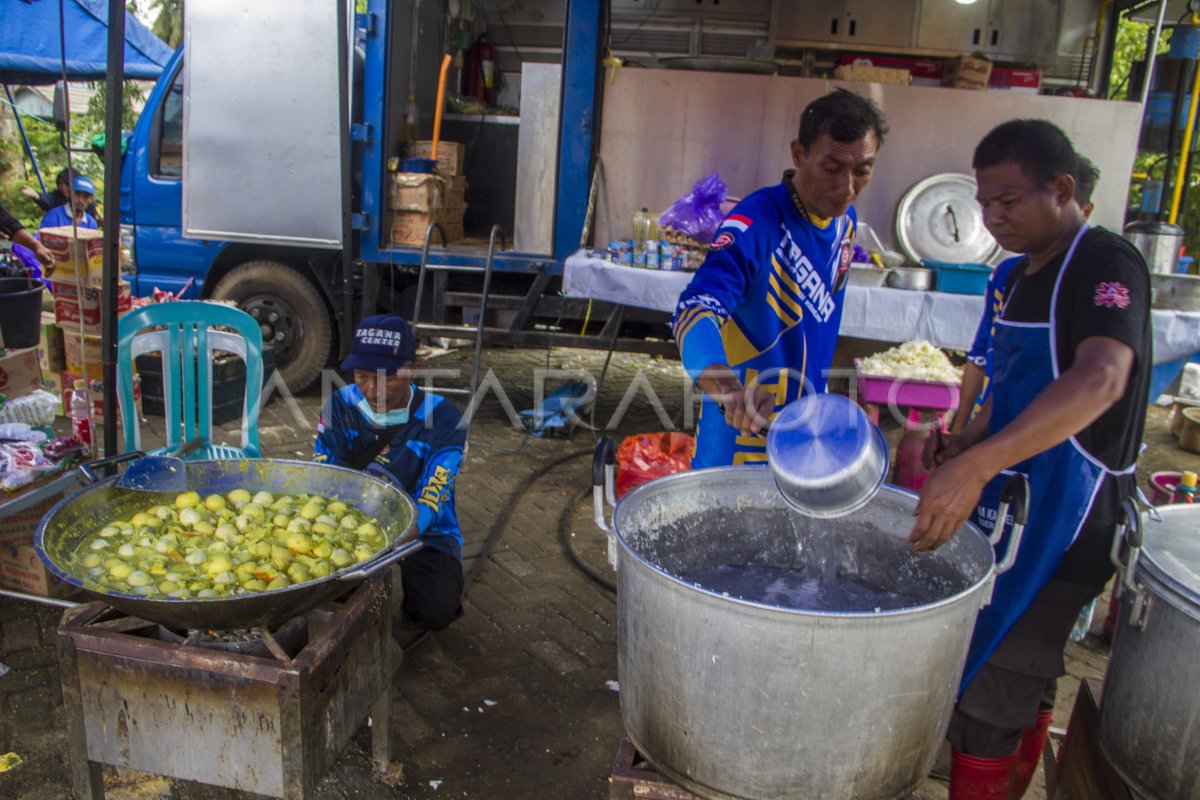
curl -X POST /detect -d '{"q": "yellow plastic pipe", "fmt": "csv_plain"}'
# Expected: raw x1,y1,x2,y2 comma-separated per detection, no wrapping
1169,43,1200,225
431,53,453,161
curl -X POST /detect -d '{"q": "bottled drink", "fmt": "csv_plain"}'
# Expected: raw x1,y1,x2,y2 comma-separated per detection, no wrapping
69,379,95,457
1175,470,1198,504
892,408,933,491
632,209,657,257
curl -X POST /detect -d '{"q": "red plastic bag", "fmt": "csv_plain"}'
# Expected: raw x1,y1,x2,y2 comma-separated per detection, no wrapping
615,432,694,499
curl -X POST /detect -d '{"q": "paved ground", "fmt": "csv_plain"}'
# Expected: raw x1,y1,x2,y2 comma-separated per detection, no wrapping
0,341,1195,800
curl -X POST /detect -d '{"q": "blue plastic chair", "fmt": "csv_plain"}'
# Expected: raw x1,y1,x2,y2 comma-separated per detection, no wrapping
118,301,264,459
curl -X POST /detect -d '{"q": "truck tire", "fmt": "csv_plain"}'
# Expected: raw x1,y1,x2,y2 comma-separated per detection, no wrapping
211,260,332,393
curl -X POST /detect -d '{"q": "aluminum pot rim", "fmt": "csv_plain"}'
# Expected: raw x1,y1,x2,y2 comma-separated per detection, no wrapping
1130,505,1200,619
34,458,417,607
611,466,995,619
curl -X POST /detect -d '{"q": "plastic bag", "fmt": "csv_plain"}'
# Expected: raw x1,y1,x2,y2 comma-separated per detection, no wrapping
658,173,728,243
0,390,60,427
0,442,56,490
615,432,694,499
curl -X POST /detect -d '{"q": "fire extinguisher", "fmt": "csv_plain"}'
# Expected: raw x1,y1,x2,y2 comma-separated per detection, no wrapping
463,34,496,105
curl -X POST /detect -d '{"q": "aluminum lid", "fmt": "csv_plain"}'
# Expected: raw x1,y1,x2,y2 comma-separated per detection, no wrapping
894,173,1004,266
766,394,889,519
1138,506,1200,605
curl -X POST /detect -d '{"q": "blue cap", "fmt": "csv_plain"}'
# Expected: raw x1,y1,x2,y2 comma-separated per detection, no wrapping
73,176,95,195
341,314,417,372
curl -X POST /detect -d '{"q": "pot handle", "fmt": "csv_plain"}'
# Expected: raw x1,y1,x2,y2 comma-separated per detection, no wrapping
76,450,146,484
336,538,424,582
992,473,1029,573
1109,499,1150,628
593,436,619,567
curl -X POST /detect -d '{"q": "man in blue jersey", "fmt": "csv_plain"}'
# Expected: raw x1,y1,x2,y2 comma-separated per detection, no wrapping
315,315,466,632
39,175,99,231
672,89,887,467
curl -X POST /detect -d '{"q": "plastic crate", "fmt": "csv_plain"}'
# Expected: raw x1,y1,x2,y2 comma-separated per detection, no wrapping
924,259,993,295
854,360,961,411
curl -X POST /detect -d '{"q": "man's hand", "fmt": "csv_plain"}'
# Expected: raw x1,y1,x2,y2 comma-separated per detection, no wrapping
697,364,774,436
908,453,991,552
921,429,968,470
20,186,39,201
10,228,55,273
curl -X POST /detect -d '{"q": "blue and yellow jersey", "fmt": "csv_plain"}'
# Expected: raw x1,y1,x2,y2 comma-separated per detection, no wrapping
314,385,465,559
966,256,1021,421
673,173,855,468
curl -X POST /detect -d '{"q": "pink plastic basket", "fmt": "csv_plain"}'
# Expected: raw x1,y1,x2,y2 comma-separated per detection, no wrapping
854,360,961,412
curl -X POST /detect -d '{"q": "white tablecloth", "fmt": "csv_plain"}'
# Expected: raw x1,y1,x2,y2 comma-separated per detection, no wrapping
563,252,1200,364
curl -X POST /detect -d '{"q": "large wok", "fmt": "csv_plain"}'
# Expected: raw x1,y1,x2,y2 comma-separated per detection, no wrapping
36,458,418,630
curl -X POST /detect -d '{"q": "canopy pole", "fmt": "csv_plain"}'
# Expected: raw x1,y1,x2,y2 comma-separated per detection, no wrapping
3,84,47,193
101,0,125,458
1139,0,1169,111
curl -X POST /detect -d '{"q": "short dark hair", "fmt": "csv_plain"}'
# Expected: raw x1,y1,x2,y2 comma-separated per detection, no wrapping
1075,156,1100,206
55,167,80,187
972,119,1081,187
798,89,888,149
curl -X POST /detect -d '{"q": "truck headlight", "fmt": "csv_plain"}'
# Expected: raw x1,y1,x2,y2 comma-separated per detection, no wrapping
119,224,136,275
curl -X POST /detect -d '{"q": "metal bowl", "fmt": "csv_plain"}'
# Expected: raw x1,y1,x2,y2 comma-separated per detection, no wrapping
766,394,889,518
886,266,933,291
849,264,890,287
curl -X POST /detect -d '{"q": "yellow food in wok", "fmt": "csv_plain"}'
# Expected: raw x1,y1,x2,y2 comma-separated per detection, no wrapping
69,490,389,599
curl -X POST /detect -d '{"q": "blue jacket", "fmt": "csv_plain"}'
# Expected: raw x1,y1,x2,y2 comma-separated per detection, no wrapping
39,205,98,230
315,385,465,559
673,174,855,467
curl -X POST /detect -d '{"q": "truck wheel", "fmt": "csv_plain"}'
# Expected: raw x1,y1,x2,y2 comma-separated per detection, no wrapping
211,260,332,393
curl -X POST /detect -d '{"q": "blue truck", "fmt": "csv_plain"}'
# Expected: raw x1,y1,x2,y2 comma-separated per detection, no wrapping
115,0,610,392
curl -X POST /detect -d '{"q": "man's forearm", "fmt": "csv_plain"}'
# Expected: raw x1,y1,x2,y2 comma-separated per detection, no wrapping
957,355,1128,481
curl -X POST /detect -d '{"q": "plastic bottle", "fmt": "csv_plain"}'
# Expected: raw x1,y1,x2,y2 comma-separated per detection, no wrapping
1175,470,1198,504
892,408,933,491
69,379,94,457
632,208,657,257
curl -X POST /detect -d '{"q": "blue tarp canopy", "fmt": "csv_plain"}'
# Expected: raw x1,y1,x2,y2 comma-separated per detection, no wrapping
0,0,173,85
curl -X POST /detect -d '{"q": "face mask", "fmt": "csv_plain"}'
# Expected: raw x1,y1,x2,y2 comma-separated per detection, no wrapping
355,395,411,427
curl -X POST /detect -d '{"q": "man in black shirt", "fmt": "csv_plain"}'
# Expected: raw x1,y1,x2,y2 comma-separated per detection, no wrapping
913,119,1151,799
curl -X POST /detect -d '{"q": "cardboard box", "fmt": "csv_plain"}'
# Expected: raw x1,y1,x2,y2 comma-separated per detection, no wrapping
40,370,65,416
37,312,65,373
389,172,445,212
389,172,469,212
0,543,73,598
39,226,105,282
385,209,464,246
834,63,911,85
942,54,993,91
53,278,133,335
409,140,465,176
62,330,103,374
988,68,1041,95
841,54,942,86
0,347,43,399
63,370,140,423
0,493,64,549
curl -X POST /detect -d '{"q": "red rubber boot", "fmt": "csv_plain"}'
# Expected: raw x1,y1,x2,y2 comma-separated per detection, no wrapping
1009,708,1054,799
949,748,1017,799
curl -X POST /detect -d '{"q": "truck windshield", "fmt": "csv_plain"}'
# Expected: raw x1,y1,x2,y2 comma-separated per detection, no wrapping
155,70,183,178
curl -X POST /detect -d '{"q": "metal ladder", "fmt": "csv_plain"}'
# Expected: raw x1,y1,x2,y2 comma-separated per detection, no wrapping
408,223,501,451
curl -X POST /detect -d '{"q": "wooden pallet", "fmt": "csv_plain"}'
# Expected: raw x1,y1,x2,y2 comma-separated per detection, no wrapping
608,737,702,800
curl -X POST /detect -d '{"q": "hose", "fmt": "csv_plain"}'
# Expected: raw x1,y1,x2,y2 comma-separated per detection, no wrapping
403,448,592,652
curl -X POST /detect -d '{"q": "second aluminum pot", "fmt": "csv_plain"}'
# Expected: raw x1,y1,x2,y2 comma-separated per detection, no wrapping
593,441,1027,800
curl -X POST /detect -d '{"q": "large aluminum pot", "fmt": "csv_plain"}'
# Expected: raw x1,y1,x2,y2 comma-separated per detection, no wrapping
1100,503,1200,800
1125,220,1184,275
36,458,418,631
592,440,1026,800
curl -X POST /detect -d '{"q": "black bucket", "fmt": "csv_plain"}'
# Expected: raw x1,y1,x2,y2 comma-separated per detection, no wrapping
0,277,47,349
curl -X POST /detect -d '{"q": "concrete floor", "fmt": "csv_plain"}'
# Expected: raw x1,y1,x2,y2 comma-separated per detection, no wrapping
0,342,1194,800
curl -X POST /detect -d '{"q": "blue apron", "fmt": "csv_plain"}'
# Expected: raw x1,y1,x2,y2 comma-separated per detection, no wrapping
960,223,1133,691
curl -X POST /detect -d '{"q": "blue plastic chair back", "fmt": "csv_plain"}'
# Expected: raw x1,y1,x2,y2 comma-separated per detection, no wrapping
117,301,264,459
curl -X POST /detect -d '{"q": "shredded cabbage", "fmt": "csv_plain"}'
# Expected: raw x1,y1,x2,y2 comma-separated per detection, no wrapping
858,340,963,383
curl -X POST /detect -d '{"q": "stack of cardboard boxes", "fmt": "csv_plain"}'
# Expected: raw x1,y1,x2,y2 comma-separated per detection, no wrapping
39,226,140,423
386,140,468,246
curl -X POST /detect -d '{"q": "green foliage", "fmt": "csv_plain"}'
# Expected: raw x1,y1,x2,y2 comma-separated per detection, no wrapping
0,81,145,229
1109,19,1172,101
